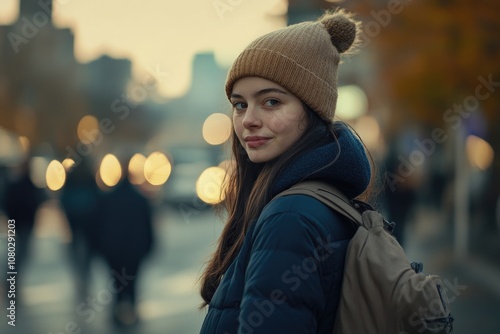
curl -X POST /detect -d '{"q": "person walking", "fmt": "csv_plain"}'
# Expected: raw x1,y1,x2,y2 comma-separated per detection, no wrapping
2,158,47,308
199,9,373,333
60,157,101,302
94,167,154,328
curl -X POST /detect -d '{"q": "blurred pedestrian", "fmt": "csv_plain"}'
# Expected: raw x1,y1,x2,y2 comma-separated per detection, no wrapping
94,165,154,328
199,9,373,333
383,132,423,247
60,157,101,302
2,157,47,306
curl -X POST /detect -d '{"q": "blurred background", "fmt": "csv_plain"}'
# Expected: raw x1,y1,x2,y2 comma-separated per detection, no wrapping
0,0,499,333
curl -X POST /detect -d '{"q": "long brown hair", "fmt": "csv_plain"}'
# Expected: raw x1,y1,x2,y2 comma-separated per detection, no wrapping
199,105,374,307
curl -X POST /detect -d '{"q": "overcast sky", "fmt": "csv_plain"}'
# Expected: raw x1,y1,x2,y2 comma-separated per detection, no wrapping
1,0,286,97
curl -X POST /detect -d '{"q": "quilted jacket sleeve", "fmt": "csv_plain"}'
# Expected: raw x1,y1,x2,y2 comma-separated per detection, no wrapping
239,210,328,333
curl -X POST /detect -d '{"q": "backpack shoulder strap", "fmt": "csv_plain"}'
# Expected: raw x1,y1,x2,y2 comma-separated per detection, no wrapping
273,180,363,226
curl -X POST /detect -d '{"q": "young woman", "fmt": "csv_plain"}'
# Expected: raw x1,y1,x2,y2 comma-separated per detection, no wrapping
199,9,372,333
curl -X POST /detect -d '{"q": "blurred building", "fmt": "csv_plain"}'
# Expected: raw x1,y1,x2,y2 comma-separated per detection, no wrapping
160,52,227,148
0,0,84,157
155,52,229,206
81,55,132,112
287,0,337,24
0,0,166,164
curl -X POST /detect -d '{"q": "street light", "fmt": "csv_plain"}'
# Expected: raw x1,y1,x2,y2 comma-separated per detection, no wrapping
335,85,368,121
99,154,122,187
128,153,147,185
196,166,226,205
77,115,99,144
202,113,232,145
144,151,171,186
46,160,66,191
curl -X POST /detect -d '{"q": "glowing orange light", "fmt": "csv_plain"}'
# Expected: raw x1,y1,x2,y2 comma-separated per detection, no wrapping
62,158,75,171
196,166,226,205
144,152,171,186
77,115,100,144
99,154,122,187
466,135,494,171
18,136,30,153
128,153,147,185
354,115,381,151
46,160,66,191
202,113,232,145
30,157,49,188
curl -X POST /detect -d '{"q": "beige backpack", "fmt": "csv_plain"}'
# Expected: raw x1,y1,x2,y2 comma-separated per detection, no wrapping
278,181,454,334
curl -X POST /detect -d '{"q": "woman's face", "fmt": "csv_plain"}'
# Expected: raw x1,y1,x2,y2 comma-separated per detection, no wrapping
230,77,308,163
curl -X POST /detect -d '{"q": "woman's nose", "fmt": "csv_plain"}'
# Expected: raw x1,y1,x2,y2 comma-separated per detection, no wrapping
242,106,262,129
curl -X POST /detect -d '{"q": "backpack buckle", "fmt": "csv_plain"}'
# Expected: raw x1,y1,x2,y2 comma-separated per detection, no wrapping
351,199,374,212
411,261,424,273
383,219,396,235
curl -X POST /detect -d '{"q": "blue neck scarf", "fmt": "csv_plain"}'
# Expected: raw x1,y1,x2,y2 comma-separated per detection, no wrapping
270,122,371,199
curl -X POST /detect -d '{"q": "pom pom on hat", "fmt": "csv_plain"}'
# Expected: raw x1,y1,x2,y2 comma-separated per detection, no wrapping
320,9,359,54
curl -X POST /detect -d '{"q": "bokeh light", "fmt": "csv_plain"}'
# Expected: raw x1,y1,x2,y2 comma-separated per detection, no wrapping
46,160,66,191
196,166,226,205
128,153,147,185
353,115,381,152
202,113,232,145
466,135,494,171
99,154,122,187
30,156,50,188
77,115,100,144
18,136,30,154
144,151,171,186
62,158,75,171
336,85,368,121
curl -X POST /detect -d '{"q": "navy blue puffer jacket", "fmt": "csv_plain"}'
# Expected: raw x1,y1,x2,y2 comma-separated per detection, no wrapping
200,123,371,334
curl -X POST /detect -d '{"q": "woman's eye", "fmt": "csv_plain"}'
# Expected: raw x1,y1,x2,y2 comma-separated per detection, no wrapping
232,102,247,110
264,99,280,107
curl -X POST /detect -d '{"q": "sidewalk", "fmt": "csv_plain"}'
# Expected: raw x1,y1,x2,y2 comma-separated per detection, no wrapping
0,205,224,334
1,203,499,334
404,207,500,334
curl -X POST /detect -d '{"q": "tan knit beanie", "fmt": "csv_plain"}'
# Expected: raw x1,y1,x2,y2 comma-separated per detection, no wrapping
225,9,361,122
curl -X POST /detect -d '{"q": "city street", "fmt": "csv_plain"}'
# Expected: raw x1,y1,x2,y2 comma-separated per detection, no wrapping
1,202,500,334
1,203,223,334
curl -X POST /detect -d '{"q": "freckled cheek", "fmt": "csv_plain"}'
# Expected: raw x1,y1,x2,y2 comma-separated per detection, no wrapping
270,117,288,133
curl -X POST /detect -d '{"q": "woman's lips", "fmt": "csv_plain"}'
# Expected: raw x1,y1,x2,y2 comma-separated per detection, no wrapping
244,136,271,148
